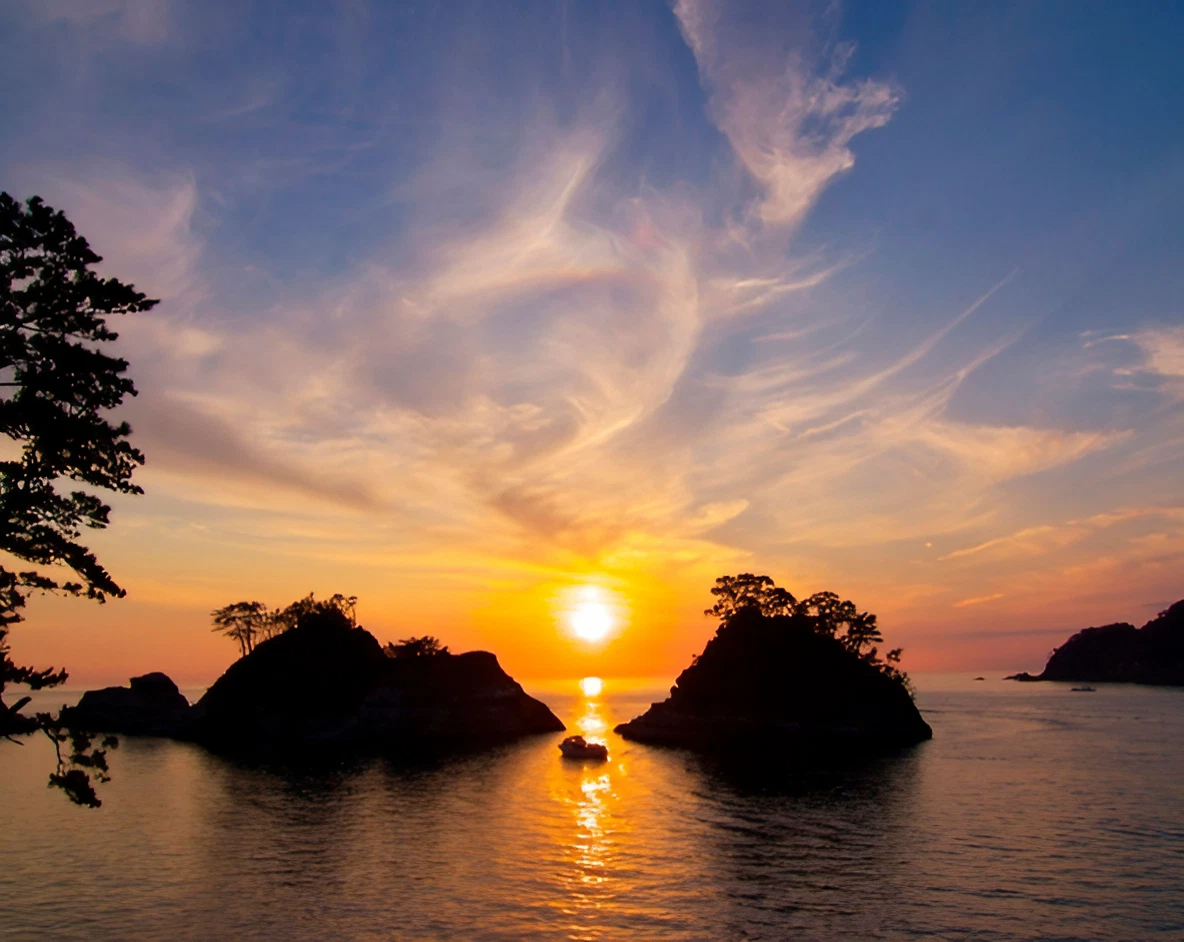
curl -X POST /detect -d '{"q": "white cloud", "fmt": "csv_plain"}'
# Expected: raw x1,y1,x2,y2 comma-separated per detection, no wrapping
674,0,899,229
1132,325,1184,379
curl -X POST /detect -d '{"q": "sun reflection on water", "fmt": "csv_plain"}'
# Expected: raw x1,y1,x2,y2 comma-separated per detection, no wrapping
551,692,626,929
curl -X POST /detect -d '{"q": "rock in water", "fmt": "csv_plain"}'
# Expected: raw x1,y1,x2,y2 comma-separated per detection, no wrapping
1002,672,1041,682
615,608,932,752
65,672,193,737
1013,600,1184,686
190,610,564,750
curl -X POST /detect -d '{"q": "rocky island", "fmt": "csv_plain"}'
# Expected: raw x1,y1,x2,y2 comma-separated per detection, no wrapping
65,603,564,752
65,671,193,738
1006,599,1184,686
616,576,932,752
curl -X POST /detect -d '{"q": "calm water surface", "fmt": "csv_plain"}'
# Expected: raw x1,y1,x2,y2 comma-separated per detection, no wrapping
2,674,1183,940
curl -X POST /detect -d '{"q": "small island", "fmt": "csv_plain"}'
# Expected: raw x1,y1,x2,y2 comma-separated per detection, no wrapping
615,575,932,752
65,594,564,753
1005,599,1184,686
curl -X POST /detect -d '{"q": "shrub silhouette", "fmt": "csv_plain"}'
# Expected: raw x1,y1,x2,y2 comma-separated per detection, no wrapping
385,636,450,658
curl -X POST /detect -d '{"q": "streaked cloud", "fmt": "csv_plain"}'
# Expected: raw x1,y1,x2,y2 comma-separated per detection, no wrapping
954,593,1004,608
32,0,172,44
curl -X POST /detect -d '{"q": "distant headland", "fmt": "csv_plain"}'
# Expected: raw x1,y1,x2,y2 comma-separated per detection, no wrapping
1005,599,1184,686
616,575,932,752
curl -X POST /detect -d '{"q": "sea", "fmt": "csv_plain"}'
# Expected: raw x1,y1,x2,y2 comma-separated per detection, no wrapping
2,674,1182,941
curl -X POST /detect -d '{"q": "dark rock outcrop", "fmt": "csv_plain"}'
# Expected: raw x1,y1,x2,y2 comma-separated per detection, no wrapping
615,608,932,752
1008,600,1184,686
355,649,566,745
191,615,565,749
64,672,193,737
192,614,388,747
70,612,564,753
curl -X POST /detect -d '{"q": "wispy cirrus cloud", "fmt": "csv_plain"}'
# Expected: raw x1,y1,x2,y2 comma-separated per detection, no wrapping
674,0,899,229
57,17,1106,576
954,593,1004,608
30,0,172,45
941,507,1184,562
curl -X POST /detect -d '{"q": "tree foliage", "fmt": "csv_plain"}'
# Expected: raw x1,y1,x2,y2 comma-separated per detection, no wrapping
274,592,357,633
211,601,271,657
705,573,910,689
385,635,450,658
704,573,798,621
211,592,359,656
0,192,154,806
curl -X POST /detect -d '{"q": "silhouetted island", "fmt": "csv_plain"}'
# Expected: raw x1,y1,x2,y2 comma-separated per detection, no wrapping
1005,600,1184,686
67,671,193,738
66,607,564,752
615,604,932,752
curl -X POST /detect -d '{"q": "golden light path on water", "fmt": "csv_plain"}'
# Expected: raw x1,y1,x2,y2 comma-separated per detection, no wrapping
553,677,623,925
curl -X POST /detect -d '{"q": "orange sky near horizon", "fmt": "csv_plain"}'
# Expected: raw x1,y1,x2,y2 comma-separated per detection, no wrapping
9,477,1180,690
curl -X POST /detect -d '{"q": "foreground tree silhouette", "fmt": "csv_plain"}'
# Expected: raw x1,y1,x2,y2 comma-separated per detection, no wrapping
0,192,154,806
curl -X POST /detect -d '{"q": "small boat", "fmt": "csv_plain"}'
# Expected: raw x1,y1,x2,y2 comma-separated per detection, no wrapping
558,735,608,760
1071,686,1097,692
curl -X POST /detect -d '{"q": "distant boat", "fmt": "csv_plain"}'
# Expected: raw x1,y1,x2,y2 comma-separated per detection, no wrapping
559,735,608,760
1071,686,1097,692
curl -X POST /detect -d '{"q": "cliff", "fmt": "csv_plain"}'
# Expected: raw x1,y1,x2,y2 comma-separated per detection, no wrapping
1009,600,1184,685
615,607,932,752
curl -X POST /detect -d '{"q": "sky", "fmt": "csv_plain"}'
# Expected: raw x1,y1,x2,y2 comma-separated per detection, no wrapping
2,0,1183,686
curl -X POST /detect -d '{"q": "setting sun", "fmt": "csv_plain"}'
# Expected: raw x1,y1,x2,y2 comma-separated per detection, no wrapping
580,676,603,697
571,602,612,642
559,584,623,645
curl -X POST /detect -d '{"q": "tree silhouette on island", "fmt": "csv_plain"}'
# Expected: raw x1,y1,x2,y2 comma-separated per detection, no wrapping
616,574,932,752
211,593,360,656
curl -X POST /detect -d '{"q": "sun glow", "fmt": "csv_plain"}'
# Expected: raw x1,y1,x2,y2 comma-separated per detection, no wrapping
571,603,612,642
580,676,603,697
560,584,623,645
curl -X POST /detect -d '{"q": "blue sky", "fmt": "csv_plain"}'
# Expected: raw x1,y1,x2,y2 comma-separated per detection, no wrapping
3,0,1183,680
